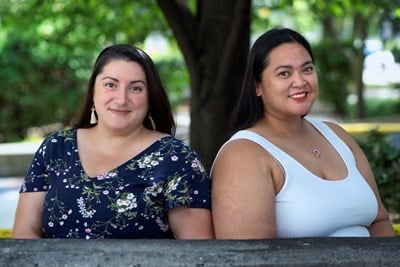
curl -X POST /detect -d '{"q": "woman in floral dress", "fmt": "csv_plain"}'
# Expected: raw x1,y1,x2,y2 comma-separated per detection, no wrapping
12,44,214,239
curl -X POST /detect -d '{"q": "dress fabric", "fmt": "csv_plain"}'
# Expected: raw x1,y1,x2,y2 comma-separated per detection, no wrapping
20,128,211,239
220,118,378,237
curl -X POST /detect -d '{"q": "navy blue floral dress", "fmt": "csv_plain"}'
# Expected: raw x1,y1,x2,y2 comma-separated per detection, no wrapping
20,129,211,239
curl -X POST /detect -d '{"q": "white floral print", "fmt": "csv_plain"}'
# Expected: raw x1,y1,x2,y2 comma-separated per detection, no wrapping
20,129,211,239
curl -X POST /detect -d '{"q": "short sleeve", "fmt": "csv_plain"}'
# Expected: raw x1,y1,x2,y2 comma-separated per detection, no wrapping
163,140,211,211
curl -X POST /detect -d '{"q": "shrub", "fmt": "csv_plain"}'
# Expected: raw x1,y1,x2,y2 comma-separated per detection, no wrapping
357,130,400,218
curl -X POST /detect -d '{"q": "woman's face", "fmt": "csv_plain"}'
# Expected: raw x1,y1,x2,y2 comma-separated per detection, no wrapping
93,59,149,134
255,42,318,119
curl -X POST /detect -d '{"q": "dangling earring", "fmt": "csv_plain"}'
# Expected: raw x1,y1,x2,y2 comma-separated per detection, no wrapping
90,105,97,124
149,113,156,130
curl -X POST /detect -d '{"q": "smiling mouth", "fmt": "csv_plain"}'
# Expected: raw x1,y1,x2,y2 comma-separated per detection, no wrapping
110,109,130,114
290,92,307,99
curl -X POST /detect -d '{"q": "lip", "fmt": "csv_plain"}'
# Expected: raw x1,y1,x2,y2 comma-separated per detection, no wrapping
109,108,131,115
289,91,308,99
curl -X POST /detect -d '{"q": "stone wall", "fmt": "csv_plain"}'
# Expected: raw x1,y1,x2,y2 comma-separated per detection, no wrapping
1,237,399,266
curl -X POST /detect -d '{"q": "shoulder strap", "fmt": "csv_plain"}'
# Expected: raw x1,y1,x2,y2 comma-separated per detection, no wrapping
210,130,291,175
305,118,355,164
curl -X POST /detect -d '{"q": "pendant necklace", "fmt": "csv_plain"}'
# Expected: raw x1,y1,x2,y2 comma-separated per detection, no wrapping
312,148,320,158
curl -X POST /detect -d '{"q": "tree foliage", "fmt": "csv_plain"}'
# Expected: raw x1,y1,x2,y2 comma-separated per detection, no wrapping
1,0,400,168
0,35,86,141
0,0,181,142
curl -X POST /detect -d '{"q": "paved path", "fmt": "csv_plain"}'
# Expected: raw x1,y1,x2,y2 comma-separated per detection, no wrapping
0,142,41,229
0,178,22,229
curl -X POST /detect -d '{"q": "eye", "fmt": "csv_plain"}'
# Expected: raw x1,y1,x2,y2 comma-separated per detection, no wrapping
277,71,290,78
303,65,315,74
104,82,117,89
130,85,144,93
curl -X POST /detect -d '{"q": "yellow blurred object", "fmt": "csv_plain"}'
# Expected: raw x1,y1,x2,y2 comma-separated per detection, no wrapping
393,224,400,236
0,229,12,238
340,122,400,135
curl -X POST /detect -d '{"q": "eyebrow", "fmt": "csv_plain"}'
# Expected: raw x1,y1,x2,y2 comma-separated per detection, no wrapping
102,76,146,85
274,60,314,71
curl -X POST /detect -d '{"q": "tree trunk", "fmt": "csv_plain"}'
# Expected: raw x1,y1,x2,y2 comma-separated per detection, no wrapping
353,12,368,119
354,47,365,119
157,0,251,170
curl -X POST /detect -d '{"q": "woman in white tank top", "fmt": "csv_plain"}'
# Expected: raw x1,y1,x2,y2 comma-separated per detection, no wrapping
211,28,394,239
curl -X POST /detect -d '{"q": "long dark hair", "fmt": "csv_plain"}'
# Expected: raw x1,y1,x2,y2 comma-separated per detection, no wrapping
74,44,176,135
229,28,314,136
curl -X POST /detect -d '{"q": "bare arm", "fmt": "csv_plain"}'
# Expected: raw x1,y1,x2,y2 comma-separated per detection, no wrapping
327,122,395,237
12,192,46,239
211,140,277,239
168,206,214,239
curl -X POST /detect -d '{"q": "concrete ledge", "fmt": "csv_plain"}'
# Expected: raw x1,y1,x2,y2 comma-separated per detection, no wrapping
1,237,399,266
0,141,41,177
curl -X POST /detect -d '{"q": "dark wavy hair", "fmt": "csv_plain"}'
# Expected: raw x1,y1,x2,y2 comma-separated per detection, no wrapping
229,28,314,136
74,44,175,135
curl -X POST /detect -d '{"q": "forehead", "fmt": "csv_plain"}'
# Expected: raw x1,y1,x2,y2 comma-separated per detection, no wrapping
100,59,146,78
267,42,312,67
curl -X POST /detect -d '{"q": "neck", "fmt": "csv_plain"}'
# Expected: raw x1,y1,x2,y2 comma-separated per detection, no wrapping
257,115,307,138
91,124,148,147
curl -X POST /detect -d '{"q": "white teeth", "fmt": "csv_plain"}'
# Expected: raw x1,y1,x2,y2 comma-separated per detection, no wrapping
291,92,306,98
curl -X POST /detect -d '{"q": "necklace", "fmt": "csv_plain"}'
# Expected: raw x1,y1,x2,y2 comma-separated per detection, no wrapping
312,148,320,158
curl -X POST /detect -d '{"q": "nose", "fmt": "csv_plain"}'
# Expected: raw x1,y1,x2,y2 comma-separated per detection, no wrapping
115,88,128,104
292,72,306,87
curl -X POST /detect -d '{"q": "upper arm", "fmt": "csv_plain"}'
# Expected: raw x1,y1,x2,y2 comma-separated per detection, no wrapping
168,206,214,239
211,140,277,239
12,192,46,239
326,122,395,236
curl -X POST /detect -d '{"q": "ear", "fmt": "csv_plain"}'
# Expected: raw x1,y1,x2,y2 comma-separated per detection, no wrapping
254,80,262,97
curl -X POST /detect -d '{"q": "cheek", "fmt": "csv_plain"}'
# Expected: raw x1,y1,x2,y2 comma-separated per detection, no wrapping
310,75,318,89
95,92,112,105
93,86,109,99
130,94,149,108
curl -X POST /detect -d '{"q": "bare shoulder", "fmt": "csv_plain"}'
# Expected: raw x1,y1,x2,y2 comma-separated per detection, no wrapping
322,121,370,159
212,137,277,184
323,120,347,134
216,138,265,157
323,120,355,145
213,138,273,170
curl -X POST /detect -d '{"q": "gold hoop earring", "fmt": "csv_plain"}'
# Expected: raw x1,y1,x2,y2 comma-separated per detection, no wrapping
149,114,156,130
90,105,97,124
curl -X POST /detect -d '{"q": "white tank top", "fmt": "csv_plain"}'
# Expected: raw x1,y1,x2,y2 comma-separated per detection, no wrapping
217,118,378,237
